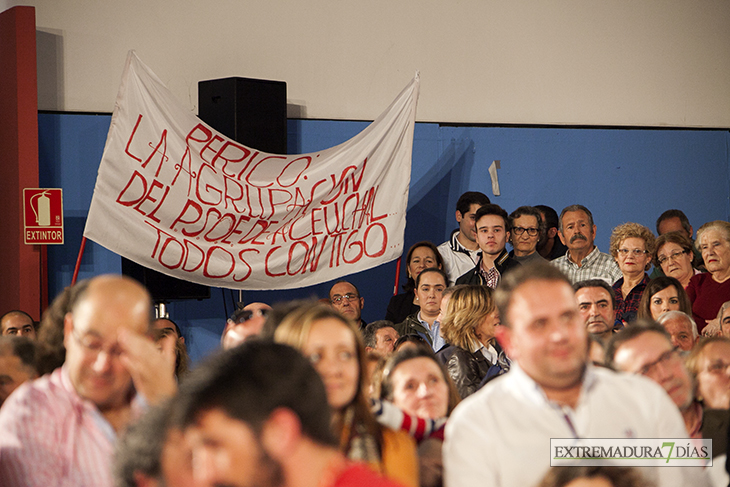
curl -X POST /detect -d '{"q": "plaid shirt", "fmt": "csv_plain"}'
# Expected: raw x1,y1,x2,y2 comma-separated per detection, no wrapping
613,273,650,324
0,366,143,487
478,265,501,289
552,246,622,285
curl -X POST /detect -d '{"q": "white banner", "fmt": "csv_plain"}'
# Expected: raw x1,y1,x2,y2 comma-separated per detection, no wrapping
84,51,418,290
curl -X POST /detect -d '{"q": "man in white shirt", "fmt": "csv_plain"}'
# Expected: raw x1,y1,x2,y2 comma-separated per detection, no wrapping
437,191,490,285
443,262,709,487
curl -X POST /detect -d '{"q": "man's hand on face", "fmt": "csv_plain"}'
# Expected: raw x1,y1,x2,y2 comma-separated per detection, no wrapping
118,328,177,404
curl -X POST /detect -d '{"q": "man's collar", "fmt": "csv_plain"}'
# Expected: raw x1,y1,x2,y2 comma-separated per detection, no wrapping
508,361,595,409
566,245,598,266
450,229,479,254
480,248,509,270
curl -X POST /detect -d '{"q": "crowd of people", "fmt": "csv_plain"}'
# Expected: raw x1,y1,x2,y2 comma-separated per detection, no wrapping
1,191,730,487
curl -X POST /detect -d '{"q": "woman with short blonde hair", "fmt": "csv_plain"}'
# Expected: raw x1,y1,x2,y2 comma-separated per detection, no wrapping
437,285,509,398
609,222,656,324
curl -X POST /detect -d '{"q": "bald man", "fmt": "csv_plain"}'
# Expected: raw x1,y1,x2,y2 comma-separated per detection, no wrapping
0,275,177,487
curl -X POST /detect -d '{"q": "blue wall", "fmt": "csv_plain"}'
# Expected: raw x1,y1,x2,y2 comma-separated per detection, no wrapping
38,113,730,362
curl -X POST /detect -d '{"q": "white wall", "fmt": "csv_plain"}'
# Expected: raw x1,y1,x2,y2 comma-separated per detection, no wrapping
7,0,730,127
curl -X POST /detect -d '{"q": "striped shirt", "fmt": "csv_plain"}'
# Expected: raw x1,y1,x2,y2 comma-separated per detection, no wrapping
0,366,142,487
552,246,622,285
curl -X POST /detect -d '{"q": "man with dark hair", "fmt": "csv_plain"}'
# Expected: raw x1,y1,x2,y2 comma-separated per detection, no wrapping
114,401,195,487
607,321,727,453
153,317,183,343
363,320,399,355
444,262,708,487
0,336,38,406
0,275,177,487
1,310,36,339
175,341,404,487
456,204,519,288
153,317,190,379
656,209,693,238
552,204,621,285
507,205,545,264
329,281,366,328
535,205,568,260
574,279,619,343
438,191,491,285
222,302,272,349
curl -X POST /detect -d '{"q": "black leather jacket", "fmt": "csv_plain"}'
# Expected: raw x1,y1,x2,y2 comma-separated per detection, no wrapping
455,249,520,286
437,342,510,399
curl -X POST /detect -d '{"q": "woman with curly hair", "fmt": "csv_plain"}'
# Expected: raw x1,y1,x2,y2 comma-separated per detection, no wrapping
274,302,418,486
36,279,91,375
609,223,656,325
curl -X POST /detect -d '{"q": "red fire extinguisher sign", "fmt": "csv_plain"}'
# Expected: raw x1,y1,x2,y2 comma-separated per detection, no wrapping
23,189,64,245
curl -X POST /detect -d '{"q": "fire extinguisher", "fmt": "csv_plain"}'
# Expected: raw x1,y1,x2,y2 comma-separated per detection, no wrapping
32,191,51,226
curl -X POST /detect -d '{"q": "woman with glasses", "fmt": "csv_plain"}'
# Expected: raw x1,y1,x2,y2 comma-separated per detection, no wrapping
686,336,730,410
654,231,701,288
609,223,656,325
507,206,546,264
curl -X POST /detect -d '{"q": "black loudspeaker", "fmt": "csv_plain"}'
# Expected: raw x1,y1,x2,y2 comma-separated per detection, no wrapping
198,77,287,154
121,258,211,302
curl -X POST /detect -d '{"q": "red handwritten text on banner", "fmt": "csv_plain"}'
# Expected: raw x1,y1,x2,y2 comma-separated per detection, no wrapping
84,52,418,289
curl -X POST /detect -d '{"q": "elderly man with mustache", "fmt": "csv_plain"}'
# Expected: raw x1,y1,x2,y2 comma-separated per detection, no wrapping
552,204,622,285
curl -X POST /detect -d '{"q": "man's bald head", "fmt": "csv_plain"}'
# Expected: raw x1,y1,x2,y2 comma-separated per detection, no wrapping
63,275,153,409
70,276,153,333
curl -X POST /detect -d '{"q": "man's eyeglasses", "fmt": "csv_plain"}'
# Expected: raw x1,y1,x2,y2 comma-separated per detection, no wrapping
512,227,539,237
657,249,689,266
617,248,649,257
331,293,359,304
638,348,678,376
235,308,270,323
71,327,123,359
